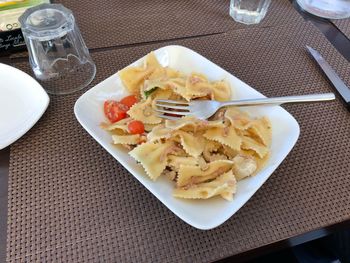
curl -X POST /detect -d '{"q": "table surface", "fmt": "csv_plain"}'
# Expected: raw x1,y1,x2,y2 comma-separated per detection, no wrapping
1,1,350,262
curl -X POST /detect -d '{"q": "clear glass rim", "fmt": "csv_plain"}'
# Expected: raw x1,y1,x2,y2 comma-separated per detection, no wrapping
296,0,350,20
45,63,97,95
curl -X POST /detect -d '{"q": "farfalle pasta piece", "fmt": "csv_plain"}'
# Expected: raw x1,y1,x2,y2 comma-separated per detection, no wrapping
224,107,251,130
145,51,162,69
222,144,237,159
146,55,168,82
166,78,188,99
232,154,257,181
203,140,228,162
193,119,226,132
164,116,198,131
101,117,132,132
129,141,174,180
148,67,167,81
245,117,272,146
165,116,224,132
174,130,206,158
205,152,228,162
255,152,270,171
144,123,158,132
112,134,144,145
204,140,221,153
141,79,170,98
147,124,173,142
241,136,269,158
141,79,178,101
182,74,231,102
167,155,198,171
241,149,270,173
165,67,182,78
152,86,173,97
151,89,174,108
119,67,154,94
141,80,163,99
211,81,232,101
119,52,162,94
177,160,234,187
127,97,161,124
161,169,177,181
168,91,185,101
173,170,236,201
197,156,209,171
204,125,241,151
183,73,212,101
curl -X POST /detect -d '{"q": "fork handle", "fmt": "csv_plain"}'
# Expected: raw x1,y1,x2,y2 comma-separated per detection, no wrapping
220,93,335,107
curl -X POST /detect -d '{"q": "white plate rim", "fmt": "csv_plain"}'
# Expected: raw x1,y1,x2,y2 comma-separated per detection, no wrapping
0,63,50,150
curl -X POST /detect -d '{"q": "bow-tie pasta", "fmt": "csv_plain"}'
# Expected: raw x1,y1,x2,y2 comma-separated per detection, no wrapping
101,52,272,201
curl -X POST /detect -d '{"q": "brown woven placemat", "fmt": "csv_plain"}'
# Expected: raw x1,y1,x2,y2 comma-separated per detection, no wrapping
52,0,304,49
332,18,350,39
7,21,350,262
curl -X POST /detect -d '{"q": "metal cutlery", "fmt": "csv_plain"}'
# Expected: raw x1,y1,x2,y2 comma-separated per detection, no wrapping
306,45,350,110
155,93,335,120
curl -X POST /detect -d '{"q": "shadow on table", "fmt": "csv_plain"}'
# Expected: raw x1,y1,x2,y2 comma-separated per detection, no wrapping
244,229,350,263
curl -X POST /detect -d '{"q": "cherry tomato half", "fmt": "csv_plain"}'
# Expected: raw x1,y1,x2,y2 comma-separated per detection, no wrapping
120,95,138,108
104,100,128,123
128,120,145,134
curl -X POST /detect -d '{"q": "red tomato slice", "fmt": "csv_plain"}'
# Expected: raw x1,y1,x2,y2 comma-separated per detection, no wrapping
128,120,145,134
120,95,138,108
104,100,128,123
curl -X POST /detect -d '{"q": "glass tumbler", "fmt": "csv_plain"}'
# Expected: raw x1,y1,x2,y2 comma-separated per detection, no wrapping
296,0,350,19
230,0,271,25
19,3,96,95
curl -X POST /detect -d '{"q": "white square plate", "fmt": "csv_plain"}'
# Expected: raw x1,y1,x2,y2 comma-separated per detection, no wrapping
0,63,49,150
74,45,300,230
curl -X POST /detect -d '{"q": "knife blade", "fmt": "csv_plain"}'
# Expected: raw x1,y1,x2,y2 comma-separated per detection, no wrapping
306,45,350,109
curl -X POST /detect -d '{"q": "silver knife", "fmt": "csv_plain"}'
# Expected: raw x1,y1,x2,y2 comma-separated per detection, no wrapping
306,45,350,108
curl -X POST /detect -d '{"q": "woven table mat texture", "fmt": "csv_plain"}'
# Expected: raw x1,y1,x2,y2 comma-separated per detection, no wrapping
332,18,350,40
7,22,350,262
52,0,304,49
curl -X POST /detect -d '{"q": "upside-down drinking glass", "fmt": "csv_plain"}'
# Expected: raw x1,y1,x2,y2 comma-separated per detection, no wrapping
229,0,271,25
19,3,96,95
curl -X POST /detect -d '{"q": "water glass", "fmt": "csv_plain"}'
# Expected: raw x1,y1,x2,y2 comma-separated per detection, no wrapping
230,0,271,25
19,3,96,95
296,0,350,19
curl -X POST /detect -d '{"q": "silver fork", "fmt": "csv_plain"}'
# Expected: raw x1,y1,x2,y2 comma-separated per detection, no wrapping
155,93,335,120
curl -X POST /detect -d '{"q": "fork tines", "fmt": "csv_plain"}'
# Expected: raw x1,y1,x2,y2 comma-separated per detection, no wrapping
155,99,191,120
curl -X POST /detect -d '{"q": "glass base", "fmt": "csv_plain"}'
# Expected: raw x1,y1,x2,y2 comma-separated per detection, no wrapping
229,0,271,25
230,8,266,25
